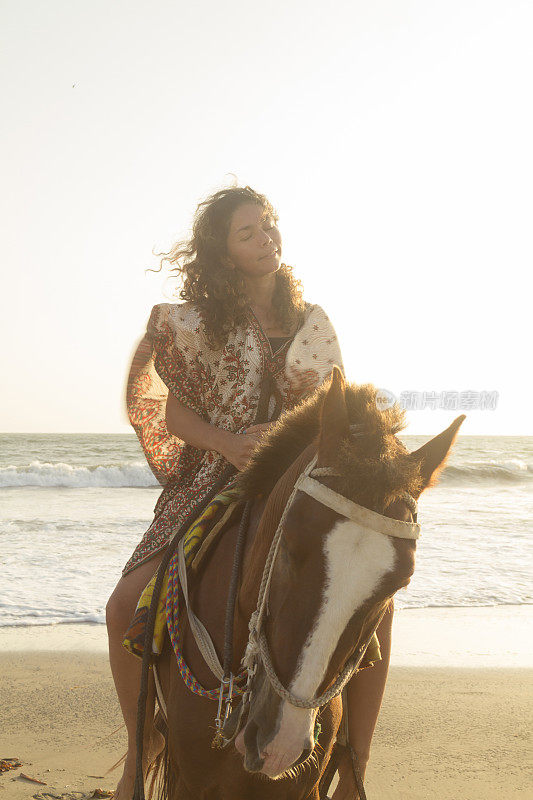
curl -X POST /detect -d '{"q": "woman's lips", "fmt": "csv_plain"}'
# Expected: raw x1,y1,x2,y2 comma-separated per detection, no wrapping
259,249,279,260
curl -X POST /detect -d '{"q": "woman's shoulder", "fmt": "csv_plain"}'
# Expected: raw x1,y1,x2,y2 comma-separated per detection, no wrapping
292,301,342,355
147,302,207,350
148,301,203,333
299,302,336,330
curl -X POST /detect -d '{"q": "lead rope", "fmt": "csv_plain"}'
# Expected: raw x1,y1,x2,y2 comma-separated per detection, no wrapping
350,746,368,800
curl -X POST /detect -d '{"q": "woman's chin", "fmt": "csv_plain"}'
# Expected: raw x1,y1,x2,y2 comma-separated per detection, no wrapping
237,260,281,279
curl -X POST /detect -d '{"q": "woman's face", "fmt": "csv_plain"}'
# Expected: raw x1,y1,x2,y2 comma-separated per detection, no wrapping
225,202,282,278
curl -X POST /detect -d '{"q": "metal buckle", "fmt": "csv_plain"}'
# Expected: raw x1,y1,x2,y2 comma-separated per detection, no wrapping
215,674,234,732
212,674,235,749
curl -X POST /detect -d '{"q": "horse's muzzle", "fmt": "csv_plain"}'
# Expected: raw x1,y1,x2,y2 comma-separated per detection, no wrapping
235,715,315,779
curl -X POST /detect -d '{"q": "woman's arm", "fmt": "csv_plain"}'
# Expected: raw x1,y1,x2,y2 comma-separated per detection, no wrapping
165,392,265,471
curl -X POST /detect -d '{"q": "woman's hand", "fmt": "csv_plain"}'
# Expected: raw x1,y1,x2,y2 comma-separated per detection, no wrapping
217,428,268,472
287,366,320,397
244,423,273,436
165,392,275,471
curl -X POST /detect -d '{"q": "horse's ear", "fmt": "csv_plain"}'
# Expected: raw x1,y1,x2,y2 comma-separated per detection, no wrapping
318,366,350,465
410,415,466,495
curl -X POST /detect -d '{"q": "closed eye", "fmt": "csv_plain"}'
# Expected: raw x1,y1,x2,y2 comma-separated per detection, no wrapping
240,224,275,241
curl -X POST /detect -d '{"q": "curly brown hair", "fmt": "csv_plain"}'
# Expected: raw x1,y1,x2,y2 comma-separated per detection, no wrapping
154,186,305,349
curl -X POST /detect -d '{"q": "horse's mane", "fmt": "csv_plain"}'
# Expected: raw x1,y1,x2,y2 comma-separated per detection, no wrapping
239,382,423,510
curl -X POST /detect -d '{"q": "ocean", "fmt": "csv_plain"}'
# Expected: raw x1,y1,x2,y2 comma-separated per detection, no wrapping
1,434,531,628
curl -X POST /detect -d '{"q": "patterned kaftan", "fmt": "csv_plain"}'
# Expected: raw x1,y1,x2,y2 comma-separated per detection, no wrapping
122,301,344,575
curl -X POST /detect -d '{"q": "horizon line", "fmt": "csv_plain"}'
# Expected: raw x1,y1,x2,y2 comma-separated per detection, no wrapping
1,431,532,438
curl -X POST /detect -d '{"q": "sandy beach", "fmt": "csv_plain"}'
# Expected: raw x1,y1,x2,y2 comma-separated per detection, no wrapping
1,610,532,799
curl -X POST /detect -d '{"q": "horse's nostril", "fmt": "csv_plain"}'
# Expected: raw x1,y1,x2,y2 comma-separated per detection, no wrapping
242,719,266,773
293,745,313,768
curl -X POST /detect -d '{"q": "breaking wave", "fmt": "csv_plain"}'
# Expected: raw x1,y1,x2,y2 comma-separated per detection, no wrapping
439,458,532,485
0,460,159,488
1,457,531,488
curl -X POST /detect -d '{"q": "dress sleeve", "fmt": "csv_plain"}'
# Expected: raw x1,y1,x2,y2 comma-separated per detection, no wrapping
125,303,206,485
146,303,206,417
284,304,345,404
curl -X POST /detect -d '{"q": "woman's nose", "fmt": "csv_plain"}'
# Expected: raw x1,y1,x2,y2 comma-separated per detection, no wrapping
259,229,273,246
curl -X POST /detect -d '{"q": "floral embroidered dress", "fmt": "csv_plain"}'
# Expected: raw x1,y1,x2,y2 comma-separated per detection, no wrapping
122,301,344,576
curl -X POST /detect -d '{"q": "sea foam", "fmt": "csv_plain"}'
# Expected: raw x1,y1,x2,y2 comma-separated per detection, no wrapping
0,460,159,488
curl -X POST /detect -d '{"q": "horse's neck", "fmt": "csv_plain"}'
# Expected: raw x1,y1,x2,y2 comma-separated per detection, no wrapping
238,443,317,623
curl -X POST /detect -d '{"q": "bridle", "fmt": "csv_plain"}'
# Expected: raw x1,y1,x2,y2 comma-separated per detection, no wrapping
213,432,421,746
239,454,420,711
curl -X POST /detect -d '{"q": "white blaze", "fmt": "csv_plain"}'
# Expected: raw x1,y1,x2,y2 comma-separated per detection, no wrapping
263,519,396,776
291,519,395,698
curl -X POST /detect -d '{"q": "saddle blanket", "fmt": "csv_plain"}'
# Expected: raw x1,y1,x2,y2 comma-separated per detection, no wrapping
122,485,241,658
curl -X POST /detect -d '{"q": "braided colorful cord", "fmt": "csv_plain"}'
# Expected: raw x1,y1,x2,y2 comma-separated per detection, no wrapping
166,545,247,701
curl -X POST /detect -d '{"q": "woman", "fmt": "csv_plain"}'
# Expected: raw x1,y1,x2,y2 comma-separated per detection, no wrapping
106,186,393,800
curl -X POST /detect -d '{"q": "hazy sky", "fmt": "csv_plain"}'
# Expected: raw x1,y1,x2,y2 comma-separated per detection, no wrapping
2,0,531,434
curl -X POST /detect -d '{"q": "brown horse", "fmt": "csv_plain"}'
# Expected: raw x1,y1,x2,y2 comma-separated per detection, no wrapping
151,368,464,799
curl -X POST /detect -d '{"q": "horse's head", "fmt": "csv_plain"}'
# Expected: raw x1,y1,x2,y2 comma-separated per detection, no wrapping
235,367,464,778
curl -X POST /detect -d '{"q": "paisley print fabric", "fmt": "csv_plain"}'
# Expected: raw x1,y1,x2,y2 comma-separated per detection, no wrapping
122,301,344,575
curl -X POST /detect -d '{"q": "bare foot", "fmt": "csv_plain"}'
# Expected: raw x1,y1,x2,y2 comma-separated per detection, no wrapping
113,729,165,799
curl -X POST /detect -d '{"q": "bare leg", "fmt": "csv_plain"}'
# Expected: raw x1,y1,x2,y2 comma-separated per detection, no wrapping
106,550,166,800
332,603,394,800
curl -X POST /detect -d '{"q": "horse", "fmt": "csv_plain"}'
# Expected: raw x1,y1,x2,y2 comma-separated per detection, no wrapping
147,367,464,799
